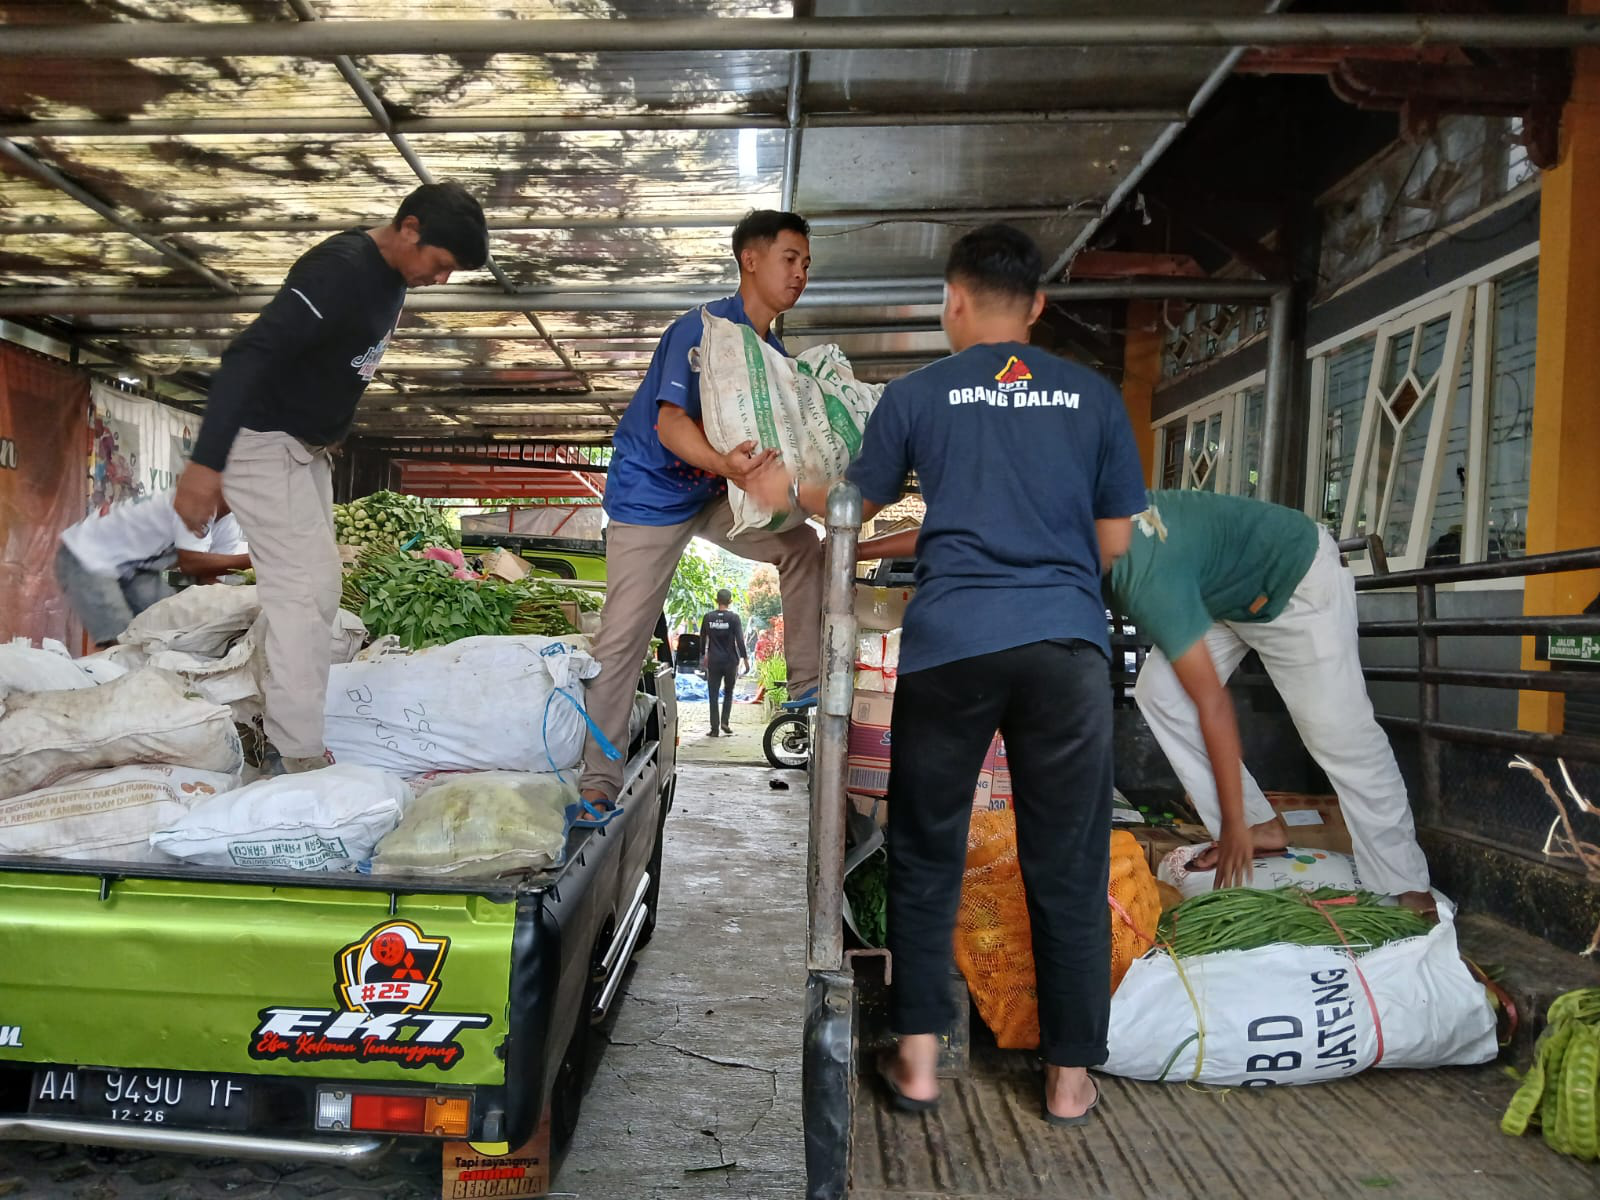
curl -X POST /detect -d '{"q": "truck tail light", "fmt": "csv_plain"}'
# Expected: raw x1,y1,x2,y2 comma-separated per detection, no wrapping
352,1093,427,1132
315,1088,471,1136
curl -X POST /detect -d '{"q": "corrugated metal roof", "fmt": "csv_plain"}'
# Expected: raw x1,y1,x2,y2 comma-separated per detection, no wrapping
0,0,1270,439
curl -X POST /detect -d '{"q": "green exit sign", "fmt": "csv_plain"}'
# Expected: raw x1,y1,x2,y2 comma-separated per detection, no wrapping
1548,634,1600,664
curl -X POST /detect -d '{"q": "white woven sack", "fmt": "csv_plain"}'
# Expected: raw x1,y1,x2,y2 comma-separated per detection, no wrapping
150,763,409,872
0,764,238,862
1103,899,1496,1085
697,309,880,536
0,668,242,800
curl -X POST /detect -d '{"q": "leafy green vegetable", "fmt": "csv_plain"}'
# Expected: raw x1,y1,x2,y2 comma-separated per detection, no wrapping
333,490,458,554
845,848,888,947
341,551,601,649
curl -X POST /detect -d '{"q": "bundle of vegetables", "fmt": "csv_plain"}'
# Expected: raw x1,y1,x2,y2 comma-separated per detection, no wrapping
341,552,600,649
333,490,458,553
1501,987,1600,1161
845,848,888,947
1156,886,1432,958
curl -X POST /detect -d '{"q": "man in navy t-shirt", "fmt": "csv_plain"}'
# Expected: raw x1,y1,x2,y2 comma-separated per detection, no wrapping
578,211,824,814
750,225,1147,1127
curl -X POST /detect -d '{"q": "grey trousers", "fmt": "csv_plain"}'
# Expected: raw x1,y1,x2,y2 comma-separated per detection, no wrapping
580,495,823,800
222,429,341,758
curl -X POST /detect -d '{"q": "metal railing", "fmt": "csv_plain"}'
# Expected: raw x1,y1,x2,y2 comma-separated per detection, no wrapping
1343,535,1600,820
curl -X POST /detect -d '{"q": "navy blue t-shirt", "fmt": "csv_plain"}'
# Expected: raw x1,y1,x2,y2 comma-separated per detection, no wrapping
604,294,787,527
846,342,1148,674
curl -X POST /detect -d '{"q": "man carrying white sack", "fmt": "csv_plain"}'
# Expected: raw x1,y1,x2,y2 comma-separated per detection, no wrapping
56,487,250,648
579,210,823,818
1108,489,1434,915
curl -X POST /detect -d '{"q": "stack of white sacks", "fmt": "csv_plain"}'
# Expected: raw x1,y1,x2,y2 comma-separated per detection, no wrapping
0,597,599,877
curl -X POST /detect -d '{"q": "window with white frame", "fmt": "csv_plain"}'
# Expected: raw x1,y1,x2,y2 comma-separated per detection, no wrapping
1152,375,1266,496
1306,261,1538,571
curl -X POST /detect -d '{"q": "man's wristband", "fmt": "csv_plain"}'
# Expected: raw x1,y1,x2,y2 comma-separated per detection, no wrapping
787,478,801,512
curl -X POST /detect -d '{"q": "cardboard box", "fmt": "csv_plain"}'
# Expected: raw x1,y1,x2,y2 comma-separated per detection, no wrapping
1267,792,1352,854
855,583,911,634
441,1113,550,1198
483,547,530,582
847,689,1008,812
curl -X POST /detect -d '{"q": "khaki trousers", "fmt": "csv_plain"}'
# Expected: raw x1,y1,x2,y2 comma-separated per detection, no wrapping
222,429,341,758
581,495,823,800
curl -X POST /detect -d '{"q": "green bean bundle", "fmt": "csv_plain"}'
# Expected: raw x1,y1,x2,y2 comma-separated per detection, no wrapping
1502,988,1600,1161
1155,886,1433,958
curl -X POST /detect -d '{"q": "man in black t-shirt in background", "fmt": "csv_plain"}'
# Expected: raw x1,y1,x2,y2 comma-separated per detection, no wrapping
700,589,748,737
172,183,489,773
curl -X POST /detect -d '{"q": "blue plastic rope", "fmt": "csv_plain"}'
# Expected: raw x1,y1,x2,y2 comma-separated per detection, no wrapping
542,685,621,782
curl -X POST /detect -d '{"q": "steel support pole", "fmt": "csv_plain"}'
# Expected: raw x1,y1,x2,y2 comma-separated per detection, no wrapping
5,16,1600,58
0,206,1096,238
808,481,860,974
0,108,1187,139
0,278,1282,317
1417,583,1442,828
1259,287,1294,505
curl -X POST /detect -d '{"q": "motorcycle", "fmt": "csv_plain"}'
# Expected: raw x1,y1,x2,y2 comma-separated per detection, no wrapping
762,703,812,770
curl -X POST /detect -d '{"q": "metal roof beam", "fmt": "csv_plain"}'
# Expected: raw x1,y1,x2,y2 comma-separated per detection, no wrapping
0,206,1083,239
0,109,1183,139
80,320,947,342
0,139,237,295
0,278,1280,316
3,16,1598,58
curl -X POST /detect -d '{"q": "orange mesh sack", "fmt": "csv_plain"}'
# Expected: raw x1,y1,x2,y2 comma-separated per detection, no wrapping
954,814,1162,1050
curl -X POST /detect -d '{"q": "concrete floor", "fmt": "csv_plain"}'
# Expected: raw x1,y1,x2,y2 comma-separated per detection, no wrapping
556,702,810,1198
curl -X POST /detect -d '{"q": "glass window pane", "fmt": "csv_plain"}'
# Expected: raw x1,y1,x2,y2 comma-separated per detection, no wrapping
1318,337,1376,527
1236,386,1265,499
1425,328,1474,566
1486,267,1538,560
1160,422,1184,488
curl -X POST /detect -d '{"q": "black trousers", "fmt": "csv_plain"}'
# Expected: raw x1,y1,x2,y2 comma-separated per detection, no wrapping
886,639,1113,1066
706,660,737,727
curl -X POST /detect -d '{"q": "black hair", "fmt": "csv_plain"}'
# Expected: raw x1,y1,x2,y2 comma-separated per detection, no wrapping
944,223,1045,305
716,588,733,606
732,209,810,260
394,182,489,270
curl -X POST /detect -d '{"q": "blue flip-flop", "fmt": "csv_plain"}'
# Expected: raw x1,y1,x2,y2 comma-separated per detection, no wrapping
568,797,623,829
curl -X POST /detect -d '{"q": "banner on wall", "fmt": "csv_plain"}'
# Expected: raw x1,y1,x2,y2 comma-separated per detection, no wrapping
0,344,91,645
88,381,198,515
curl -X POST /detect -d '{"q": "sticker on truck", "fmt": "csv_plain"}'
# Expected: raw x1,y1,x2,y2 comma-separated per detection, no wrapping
247,919,492,1071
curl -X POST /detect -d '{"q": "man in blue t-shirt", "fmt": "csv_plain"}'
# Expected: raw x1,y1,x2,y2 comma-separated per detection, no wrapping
750,225,1147,1128
579,211,823,813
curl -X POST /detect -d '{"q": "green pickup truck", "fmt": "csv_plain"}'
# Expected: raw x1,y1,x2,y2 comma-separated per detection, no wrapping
0,535,676,1180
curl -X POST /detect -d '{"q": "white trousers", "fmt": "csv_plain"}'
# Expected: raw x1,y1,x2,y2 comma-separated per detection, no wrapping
1133,530,1431,896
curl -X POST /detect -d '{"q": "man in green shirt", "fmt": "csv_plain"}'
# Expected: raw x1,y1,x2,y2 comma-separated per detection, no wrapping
1109,490,1433,912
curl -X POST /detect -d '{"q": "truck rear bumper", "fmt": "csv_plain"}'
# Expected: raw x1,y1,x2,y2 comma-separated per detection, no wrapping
0,1116,392,1163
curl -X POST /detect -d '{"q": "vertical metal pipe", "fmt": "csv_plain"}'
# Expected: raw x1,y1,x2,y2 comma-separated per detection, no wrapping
808,482,860,973
1417,582,1442,827
1260,287,1294,504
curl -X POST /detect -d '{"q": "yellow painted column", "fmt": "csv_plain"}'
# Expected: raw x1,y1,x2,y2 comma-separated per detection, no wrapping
1520,0,1600,733
1122,301,1162,483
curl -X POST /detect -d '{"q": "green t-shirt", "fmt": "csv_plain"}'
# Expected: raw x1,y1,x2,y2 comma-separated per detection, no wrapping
1109,490,1321,659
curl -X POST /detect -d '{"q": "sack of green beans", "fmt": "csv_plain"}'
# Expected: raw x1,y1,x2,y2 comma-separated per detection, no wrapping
1103,895,1496,1085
